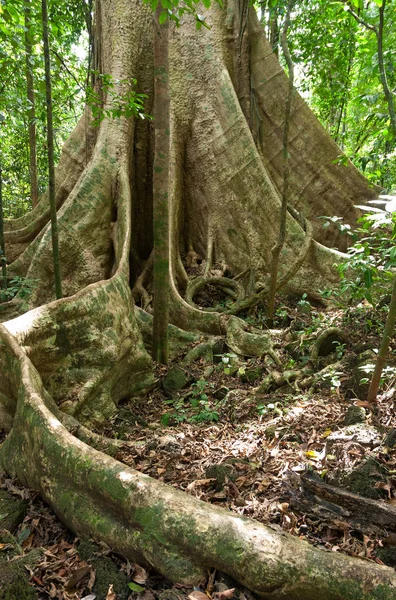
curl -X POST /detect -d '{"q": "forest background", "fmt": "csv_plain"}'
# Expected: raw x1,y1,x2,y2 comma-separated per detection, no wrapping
1,0,395,219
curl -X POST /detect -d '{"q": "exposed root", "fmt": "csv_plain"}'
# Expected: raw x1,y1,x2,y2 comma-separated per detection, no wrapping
132,250,154,310
181,337,223,365
226,220,314,317
310,327,347,367
224,315,281,364
185,276,245,312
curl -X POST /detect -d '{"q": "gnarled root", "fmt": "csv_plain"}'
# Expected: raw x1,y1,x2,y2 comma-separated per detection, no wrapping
185,276,245,312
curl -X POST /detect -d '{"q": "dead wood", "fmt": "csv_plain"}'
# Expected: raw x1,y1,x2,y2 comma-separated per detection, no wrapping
283,470,396,534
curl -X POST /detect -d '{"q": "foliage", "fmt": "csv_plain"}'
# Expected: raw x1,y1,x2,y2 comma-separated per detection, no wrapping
0,0,88,217
334,201,396,305
87,72,152,125
259,0,396,190
161,379,219,425
0,275,38,304
142,0,222,29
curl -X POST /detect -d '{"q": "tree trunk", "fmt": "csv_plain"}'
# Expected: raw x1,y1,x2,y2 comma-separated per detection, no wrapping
0,0,390,596
41,0,62,299
24,0,39,209
152,6,170,365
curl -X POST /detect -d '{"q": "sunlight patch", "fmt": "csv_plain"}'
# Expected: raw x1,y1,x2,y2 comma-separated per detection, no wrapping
119,471,134,483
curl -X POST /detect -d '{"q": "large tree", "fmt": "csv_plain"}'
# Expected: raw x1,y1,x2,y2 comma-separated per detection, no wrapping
1,1,395,598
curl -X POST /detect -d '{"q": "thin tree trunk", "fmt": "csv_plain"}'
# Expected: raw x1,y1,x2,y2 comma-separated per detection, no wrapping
367,275,396,403
378,0,396,139
0,166,6,286
267,0,294,325
24,0,39,209
152,7,170,364
41,0,62,299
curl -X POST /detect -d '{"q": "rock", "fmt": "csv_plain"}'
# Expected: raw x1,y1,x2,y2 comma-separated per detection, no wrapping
384,428,396,448
352,350,376,400
0,562,37,600
162,365,189,396
205,463,236,491
0,490,27,533
0,540,41,600
264,425,277,440
376,546,396,568
78,538,130,600
329,457,389,500
155,435,182,452
343,405,366,426
212,339,229,363
326,424,382,450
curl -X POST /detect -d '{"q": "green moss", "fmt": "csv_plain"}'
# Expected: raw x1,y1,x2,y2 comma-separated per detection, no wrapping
342,457,388,500
0,490,27,533
91,556,129,600
77,537,101,561
376,546,396,567
0,559,37,600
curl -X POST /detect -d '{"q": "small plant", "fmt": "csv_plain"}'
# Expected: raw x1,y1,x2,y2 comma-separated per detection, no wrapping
160,379,219,425
333,203,395,306
297,293,311,312
0,275,38,305
218,352,238,375
87,72,152,125
190,379,219,423
332,341,346,360
319,367,343,393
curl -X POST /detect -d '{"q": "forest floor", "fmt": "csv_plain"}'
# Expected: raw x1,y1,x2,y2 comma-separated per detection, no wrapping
1,296,396,600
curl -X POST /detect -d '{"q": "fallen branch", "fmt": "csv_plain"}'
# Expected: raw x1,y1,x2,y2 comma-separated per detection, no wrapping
284,470,396,533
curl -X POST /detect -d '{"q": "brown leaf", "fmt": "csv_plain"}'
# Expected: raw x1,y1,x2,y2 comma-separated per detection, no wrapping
106,584,116,600
66,565,91,590
355,400,375,409
213,588,235,600
188,591,209,600
132,563,148,585
374,481,392,498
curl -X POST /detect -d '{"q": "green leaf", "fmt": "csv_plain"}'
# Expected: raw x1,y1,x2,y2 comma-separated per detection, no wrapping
159,10,168,24
128,583,145,593
202,0,211,8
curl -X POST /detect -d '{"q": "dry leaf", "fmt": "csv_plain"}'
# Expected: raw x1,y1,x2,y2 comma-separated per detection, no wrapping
66,565,91,590
132,563,148,584
355,400,375,409
106,584,116,600
213,588,235,600
188,591,209,600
